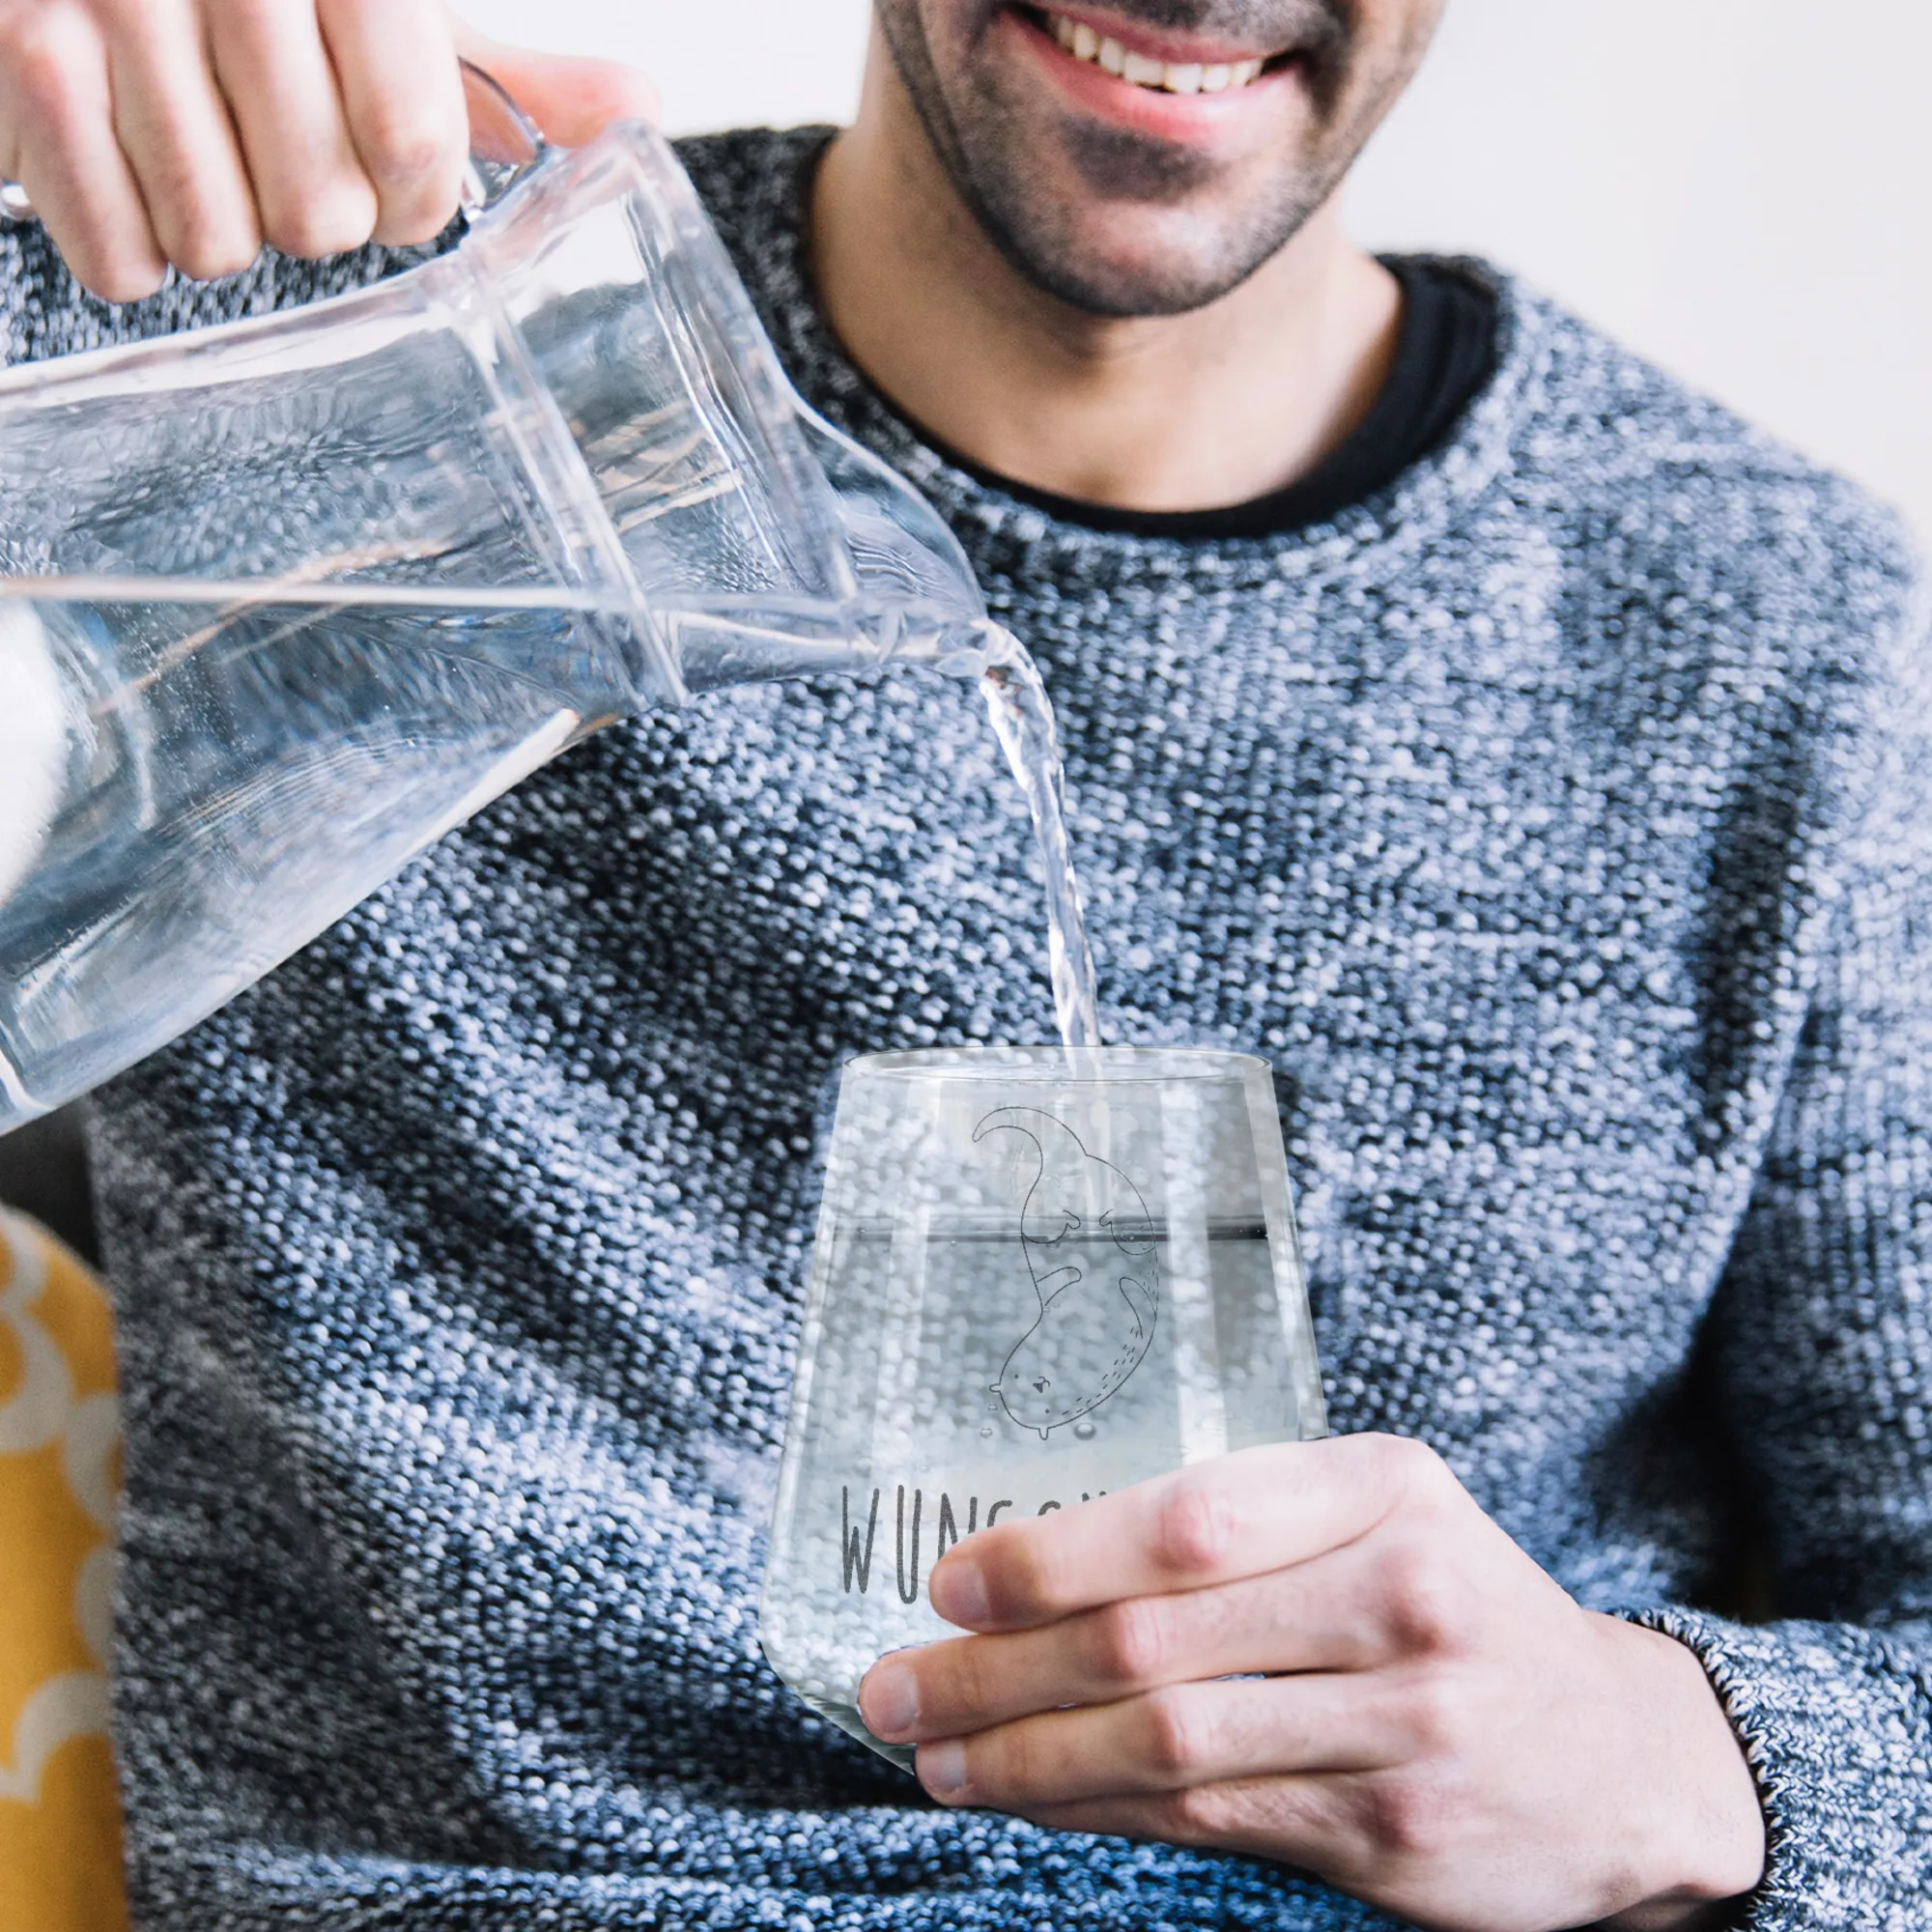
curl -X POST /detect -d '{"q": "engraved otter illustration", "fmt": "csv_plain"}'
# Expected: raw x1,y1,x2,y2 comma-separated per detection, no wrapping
973,1107,1160,1439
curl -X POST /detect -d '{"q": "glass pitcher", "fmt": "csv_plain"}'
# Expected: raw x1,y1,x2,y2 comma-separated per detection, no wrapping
0,76,996,1134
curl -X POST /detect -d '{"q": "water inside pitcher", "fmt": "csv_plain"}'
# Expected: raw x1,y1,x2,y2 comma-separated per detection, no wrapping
0,96,1000,1133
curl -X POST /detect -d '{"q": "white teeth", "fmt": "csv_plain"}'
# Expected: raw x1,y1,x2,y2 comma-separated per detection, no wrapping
1041,13,1274,94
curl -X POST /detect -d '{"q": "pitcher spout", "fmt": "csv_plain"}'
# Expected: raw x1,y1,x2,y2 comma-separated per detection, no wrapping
805,408,986,636
646,406,987,696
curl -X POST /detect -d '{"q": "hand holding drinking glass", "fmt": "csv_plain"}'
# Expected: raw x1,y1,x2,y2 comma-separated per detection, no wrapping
861,1435,1767,1932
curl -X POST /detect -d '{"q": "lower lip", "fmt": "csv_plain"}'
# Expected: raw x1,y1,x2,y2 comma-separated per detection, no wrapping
998,7,1300,142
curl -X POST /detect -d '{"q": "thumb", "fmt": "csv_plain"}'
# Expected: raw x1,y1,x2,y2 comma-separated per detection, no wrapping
451,21,660,150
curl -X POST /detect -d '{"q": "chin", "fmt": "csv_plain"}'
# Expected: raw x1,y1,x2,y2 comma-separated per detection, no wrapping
1021,249,1246,318
985,192,1305,317
947,98,1333,316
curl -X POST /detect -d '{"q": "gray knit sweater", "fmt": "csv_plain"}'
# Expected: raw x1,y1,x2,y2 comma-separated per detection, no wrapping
11,128,1930,1928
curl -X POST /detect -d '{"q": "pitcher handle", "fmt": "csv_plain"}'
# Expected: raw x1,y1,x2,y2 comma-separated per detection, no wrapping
457,57,550,214
0,56,548,230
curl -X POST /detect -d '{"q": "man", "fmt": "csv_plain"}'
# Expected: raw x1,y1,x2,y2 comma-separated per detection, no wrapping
1,2,1924,1926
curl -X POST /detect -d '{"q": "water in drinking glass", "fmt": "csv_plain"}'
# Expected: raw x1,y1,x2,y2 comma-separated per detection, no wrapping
759,1046,1326,1768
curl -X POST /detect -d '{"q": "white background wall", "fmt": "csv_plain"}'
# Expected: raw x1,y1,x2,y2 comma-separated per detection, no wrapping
463,0,1932,548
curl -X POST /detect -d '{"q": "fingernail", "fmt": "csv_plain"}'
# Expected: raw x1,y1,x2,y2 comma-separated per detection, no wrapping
860,1656,919,1740
917,1738,967,1802
930,1556,990,1627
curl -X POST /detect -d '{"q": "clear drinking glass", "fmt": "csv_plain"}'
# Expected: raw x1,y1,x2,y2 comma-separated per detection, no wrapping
760,1046,1326,1768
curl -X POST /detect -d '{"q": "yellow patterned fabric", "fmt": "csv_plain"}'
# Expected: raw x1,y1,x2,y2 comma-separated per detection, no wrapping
0,1208,128,1932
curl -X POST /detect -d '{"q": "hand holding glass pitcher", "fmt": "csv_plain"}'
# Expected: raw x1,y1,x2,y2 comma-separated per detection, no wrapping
0,3,656,300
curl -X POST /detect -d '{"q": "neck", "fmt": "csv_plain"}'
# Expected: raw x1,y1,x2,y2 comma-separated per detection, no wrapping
811,37,1402,516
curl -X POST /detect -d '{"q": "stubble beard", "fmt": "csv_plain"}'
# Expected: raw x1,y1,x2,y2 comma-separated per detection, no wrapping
872,0,1420,319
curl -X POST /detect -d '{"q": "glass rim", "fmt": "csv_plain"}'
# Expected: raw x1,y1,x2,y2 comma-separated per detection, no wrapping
841,1045,1275,1085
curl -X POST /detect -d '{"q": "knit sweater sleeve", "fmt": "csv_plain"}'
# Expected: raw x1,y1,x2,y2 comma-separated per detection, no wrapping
1634,590,1932,1929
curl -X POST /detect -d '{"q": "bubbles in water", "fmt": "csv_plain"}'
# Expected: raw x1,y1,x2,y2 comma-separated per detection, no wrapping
1074,1420,1096,1440
980,1424,994,1438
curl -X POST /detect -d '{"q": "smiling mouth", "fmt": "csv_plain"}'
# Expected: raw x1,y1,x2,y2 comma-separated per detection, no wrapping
1015,6,1293,95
